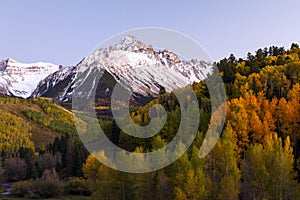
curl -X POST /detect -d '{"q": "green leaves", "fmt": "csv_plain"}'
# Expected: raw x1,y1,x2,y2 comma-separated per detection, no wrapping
242,134,297,200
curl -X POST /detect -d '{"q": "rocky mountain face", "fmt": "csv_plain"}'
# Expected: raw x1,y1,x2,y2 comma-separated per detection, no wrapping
0,58,60,98
1,36,213,105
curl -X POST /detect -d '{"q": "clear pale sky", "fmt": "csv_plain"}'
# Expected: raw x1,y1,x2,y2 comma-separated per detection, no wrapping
0,0,299,66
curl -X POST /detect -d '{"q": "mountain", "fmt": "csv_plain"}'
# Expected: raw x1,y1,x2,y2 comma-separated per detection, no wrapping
31,35,213,105
0,58,60,98
0,36,213,105
31,65,76,102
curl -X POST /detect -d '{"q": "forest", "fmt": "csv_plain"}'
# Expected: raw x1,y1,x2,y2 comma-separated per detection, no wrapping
0,44,299,200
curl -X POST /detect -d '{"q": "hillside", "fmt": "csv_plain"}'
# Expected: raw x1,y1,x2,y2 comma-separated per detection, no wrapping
0,43,299,200
0,96,77,150
78,43,300,199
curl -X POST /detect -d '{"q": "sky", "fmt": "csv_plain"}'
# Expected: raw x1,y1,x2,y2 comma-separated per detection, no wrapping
0,0,299,66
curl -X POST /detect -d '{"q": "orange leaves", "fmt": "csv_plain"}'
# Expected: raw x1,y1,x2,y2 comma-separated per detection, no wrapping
226,93,278,158
275,84,300,142
226,81,300,162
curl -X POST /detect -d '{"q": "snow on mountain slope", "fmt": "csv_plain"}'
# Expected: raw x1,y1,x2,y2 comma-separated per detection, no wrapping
2,35,213,105
0,58,59,98
71,35,213,100
31,66,76,101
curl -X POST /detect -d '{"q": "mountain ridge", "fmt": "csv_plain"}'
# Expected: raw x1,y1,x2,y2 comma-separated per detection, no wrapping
0,58,60,98
1,36,213,105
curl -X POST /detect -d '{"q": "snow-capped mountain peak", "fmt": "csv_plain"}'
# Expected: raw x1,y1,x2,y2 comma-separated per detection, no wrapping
115,35,147,51
64,36,213,104
0,58,59,98
1,36,213,105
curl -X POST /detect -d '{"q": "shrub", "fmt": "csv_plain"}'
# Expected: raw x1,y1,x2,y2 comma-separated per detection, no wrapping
32,179,64,198
11,181,30,197
65,177,91,196
4,158,27,181
11,169,66,199
29,168,65,198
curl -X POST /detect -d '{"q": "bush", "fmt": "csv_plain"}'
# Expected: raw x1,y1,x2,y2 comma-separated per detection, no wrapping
11,181,30,197
32,179,64,198
32,168,65,198
11,169,66,199
4,158,28,181
65,177,91,196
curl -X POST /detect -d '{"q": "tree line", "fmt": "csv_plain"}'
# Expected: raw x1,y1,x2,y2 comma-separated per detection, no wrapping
0,43,299,199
